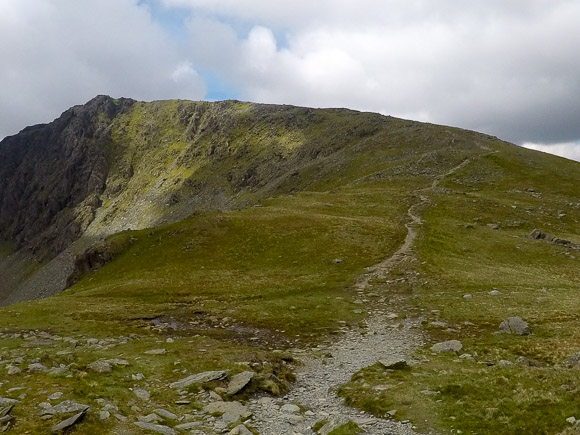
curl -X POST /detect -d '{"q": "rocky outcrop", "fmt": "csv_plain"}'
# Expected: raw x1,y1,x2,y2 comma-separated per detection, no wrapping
0,96,134,261
528,229,580,250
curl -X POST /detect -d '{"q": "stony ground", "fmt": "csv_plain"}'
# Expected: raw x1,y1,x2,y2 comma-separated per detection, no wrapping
247,315,424,435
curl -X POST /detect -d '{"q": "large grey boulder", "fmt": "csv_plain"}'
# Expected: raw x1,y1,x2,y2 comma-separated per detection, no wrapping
430,340,463,353
498,316,531,335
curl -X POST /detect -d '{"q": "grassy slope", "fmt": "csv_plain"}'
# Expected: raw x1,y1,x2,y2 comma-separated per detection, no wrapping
339,145,580,434
1,105,482,434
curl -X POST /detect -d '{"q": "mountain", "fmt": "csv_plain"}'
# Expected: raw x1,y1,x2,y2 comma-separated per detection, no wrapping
0,96,578,434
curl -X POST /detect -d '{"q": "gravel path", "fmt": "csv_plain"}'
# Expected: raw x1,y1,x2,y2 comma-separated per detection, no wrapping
248,315,424,434
247,159,474,434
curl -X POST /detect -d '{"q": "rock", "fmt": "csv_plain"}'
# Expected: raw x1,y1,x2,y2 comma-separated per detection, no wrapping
99,410,110,420
154,408,178,420
48,392,63,401
51,410,86,432
488,290,500,296
175,422,202,430
169,370,226,389
138,413,163,424
377,358,408,370
497,360,513,366
132,388,150,401
132,373,145,380
6,366,21,375
280,403,300,414
228,424,253,435
203,401,251,421
319,416,350,435
209,391,222,401
226,371,254,395
175,400,190,405
498,317,531,335
134,422,177,435
144,349,166,355
516,356,540,367
106,358,129,367
87,360,112,373
430,340,463,353
40,400,89,416
0,405,13,420
563,352,580,368
429,321,447,328
463,294,472,299
332,259,343,264
566,416,576,425
28,363,48,373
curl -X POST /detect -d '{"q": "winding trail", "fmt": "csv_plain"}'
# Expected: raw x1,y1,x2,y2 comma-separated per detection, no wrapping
248,158,473,435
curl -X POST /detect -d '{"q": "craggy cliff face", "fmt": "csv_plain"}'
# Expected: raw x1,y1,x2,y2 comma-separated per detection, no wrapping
0,96,134,260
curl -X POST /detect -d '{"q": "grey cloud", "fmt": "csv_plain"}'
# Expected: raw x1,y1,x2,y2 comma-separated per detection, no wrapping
174,0,580,146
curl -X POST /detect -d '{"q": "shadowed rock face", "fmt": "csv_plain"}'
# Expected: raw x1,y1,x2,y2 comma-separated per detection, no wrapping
0,96,135,260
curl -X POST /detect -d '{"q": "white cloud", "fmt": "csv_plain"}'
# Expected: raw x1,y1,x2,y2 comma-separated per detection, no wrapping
0,0,205,138
522,142,580,162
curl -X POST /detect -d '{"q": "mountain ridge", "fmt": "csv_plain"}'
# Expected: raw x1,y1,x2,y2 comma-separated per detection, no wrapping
0,95,503,304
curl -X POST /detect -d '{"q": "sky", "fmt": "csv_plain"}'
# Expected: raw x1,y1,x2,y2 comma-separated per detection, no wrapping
1,1,579,161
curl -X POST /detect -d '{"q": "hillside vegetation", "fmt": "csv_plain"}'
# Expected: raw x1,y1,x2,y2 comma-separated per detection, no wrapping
0,97,578,434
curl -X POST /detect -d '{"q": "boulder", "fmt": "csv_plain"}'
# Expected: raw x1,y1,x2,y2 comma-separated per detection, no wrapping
280,403,300,414
430,340,463,353
228,424,253,435
226,371,254,395
377,357,408,370
132,388,150,402
498,316,531,335
87,360,112,373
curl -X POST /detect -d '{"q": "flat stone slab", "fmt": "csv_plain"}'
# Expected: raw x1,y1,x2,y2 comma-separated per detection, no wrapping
169,370,226,389
203,401,251,421
51,410,86,432
41,400,90,416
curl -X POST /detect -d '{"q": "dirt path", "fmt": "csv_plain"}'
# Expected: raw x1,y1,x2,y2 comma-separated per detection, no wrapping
248,159,474,434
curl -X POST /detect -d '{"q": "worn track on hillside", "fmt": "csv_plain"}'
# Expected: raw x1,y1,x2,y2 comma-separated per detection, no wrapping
247,158,474,434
